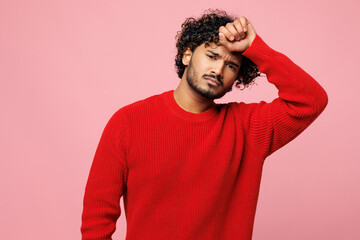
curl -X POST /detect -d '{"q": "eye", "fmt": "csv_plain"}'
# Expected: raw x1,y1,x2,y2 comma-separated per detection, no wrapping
207,54,215,59
227,64,236,70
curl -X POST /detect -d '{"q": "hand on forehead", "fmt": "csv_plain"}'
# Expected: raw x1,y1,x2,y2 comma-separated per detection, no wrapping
203,42,243,65
218,16,256,53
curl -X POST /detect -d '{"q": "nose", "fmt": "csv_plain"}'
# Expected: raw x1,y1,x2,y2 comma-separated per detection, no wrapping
211,61,224,79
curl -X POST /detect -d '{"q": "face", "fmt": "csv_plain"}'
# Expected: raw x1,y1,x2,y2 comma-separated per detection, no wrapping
183,42,243,100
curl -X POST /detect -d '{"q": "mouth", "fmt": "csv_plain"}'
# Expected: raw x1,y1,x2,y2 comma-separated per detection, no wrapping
204,77,220,87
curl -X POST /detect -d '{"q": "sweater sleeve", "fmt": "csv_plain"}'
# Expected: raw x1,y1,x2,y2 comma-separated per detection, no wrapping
231,35,328,159
81,109,128,240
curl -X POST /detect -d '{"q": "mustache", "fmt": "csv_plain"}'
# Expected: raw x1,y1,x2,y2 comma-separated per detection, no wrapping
203,74,223,86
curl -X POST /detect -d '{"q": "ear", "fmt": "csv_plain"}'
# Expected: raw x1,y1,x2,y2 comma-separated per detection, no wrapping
182,47,192,66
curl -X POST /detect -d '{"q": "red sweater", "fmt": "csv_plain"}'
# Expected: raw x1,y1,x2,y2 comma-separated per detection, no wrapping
81,35,328,239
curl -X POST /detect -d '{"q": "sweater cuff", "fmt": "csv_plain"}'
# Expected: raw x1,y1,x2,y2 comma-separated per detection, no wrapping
241,35,277,73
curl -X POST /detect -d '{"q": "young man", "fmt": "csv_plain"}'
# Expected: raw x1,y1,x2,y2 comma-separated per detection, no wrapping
81,10,328,240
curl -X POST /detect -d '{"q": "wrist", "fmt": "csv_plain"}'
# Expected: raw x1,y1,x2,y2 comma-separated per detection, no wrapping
248,33,257,48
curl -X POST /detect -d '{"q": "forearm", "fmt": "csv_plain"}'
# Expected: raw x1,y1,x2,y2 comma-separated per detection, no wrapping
81,176,122,240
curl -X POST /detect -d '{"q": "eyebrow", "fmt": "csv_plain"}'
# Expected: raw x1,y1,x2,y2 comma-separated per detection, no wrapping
207,50,240,68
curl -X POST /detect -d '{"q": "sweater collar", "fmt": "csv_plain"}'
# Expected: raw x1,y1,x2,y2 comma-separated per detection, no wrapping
162,90,219,122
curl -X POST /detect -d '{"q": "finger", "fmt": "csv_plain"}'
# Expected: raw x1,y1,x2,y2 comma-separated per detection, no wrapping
233,19,245,40
225,22,241,41
218,33,235,51
239,16,248,33
219,26,236,42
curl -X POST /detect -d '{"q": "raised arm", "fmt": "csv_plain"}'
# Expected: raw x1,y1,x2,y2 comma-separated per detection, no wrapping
81,110,128,239
238,34,328,158
220,16,328,159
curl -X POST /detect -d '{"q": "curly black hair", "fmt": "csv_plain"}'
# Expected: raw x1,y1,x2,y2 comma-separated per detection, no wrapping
175,9,261,90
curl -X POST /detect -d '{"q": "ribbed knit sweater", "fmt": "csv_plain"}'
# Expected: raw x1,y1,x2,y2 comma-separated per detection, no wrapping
81,35,328,240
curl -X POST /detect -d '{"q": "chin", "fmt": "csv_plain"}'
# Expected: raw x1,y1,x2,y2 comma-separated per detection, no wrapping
198,87,227,100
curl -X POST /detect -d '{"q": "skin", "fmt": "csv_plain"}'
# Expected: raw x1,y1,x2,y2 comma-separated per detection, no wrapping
173,16,257,113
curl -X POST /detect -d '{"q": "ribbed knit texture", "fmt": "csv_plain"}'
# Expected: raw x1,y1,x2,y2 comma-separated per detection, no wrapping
81,35,328,240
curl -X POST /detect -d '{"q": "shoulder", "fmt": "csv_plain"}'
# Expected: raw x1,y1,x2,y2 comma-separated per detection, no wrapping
123,92,163,111
227,101,268,120
227,101,251,115
111,91,167,120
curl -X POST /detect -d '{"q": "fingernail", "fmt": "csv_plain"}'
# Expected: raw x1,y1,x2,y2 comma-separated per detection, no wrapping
243,28,247,32
229,36,234,41
219,33,224,39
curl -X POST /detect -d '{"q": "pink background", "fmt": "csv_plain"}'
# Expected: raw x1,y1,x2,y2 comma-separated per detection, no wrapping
1,0,359,239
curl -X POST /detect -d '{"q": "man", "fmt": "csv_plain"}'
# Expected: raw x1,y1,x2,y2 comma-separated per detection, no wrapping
81,9,328,240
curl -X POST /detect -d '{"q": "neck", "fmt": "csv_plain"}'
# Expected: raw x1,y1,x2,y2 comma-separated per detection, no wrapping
173,77,215,114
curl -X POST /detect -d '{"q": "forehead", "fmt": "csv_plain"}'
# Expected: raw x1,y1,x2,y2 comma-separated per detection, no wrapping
199,42,242,63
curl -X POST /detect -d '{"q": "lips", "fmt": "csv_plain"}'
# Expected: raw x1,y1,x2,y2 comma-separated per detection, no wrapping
204,77,220,86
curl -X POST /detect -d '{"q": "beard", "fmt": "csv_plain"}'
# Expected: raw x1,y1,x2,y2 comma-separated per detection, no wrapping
186,57,232,100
